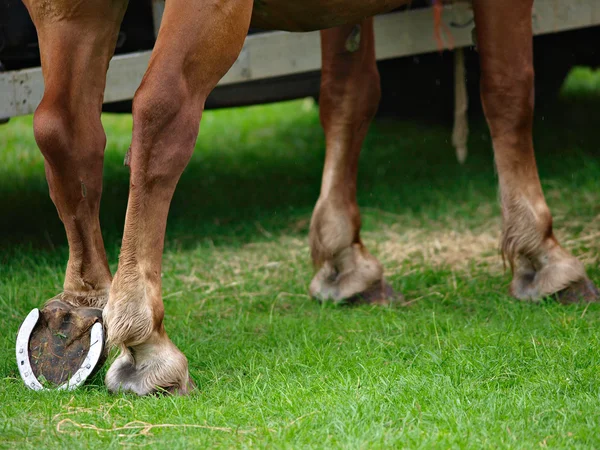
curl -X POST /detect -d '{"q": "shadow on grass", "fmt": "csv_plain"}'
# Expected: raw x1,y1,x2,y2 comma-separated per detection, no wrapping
1,97,599,265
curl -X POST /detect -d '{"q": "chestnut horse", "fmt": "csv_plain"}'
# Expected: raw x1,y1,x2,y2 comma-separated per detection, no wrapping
20,0,597,395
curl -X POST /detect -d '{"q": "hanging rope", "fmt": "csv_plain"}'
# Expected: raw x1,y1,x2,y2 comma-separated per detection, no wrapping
432,0,470,163
452,48,469,164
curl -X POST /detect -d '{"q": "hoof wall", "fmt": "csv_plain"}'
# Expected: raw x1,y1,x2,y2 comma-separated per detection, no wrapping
16,300,107,391
555,278,600,304
345,280,404,306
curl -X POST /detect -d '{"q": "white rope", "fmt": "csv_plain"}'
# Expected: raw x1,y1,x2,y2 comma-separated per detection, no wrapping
452,48,469,164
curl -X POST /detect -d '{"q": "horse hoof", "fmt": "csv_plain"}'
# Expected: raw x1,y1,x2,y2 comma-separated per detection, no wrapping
105,336,193,396
345,280,404,306
16,300,107,391
555,278,600,304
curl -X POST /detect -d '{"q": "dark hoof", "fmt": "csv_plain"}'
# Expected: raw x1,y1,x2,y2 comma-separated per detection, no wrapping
159,378,197,396
345,280,404,306
555,278,600,304
16,300,107,390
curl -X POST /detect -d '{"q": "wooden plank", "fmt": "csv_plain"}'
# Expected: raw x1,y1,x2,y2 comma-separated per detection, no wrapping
1,0,599,120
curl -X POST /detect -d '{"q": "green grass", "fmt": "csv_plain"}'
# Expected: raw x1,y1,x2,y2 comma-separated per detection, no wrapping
1,70,600,448
562,67,600,100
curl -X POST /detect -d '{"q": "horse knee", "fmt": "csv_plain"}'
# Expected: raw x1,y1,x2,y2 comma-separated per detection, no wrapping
34,99,106,168
33,104,69,165
33,98,106,213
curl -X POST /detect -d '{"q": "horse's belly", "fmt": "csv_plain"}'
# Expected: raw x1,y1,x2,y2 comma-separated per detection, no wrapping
250,0,409,31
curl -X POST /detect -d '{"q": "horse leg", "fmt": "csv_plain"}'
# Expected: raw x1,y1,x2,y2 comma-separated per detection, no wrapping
473,0,598,302
21,0,126,308
103,0,253,395
16,0,127,388
310,19,400,305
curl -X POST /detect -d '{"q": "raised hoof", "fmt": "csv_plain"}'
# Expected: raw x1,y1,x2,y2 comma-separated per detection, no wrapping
343,281,404,306
555,278,600,304
16,300,107,390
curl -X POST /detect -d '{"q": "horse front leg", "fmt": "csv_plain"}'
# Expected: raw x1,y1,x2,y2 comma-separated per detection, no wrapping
22,0,127,309
16,0,127,389
103,0,254,395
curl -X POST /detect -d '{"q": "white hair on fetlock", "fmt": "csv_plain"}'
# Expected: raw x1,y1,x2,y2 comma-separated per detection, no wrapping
105,338,190,395
49,290,109,309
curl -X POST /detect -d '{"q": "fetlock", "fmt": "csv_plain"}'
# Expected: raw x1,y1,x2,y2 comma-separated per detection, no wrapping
103,275,156,348
309,243,387,303
309,195,400,304
105,331,192,395
103,270,193,395
509,238,594,302
309,195,359,268
49,289,110,309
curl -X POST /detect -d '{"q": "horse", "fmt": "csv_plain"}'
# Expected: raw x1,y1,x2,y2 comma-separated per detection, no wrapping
18,0,597,395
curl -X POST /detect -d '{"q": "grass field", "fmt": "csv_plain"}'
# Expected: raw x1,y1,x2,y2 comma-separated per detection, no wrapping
1,68,600,448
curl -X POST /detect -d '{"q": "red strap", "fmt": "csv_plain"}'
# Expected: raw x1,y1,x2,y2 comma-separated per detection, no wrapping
433,0,455,51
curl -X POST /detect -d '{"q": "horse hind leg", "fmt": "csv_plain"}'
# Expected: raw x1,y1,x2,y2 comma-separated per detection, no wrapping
309,19,402,305
473,0,598,303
